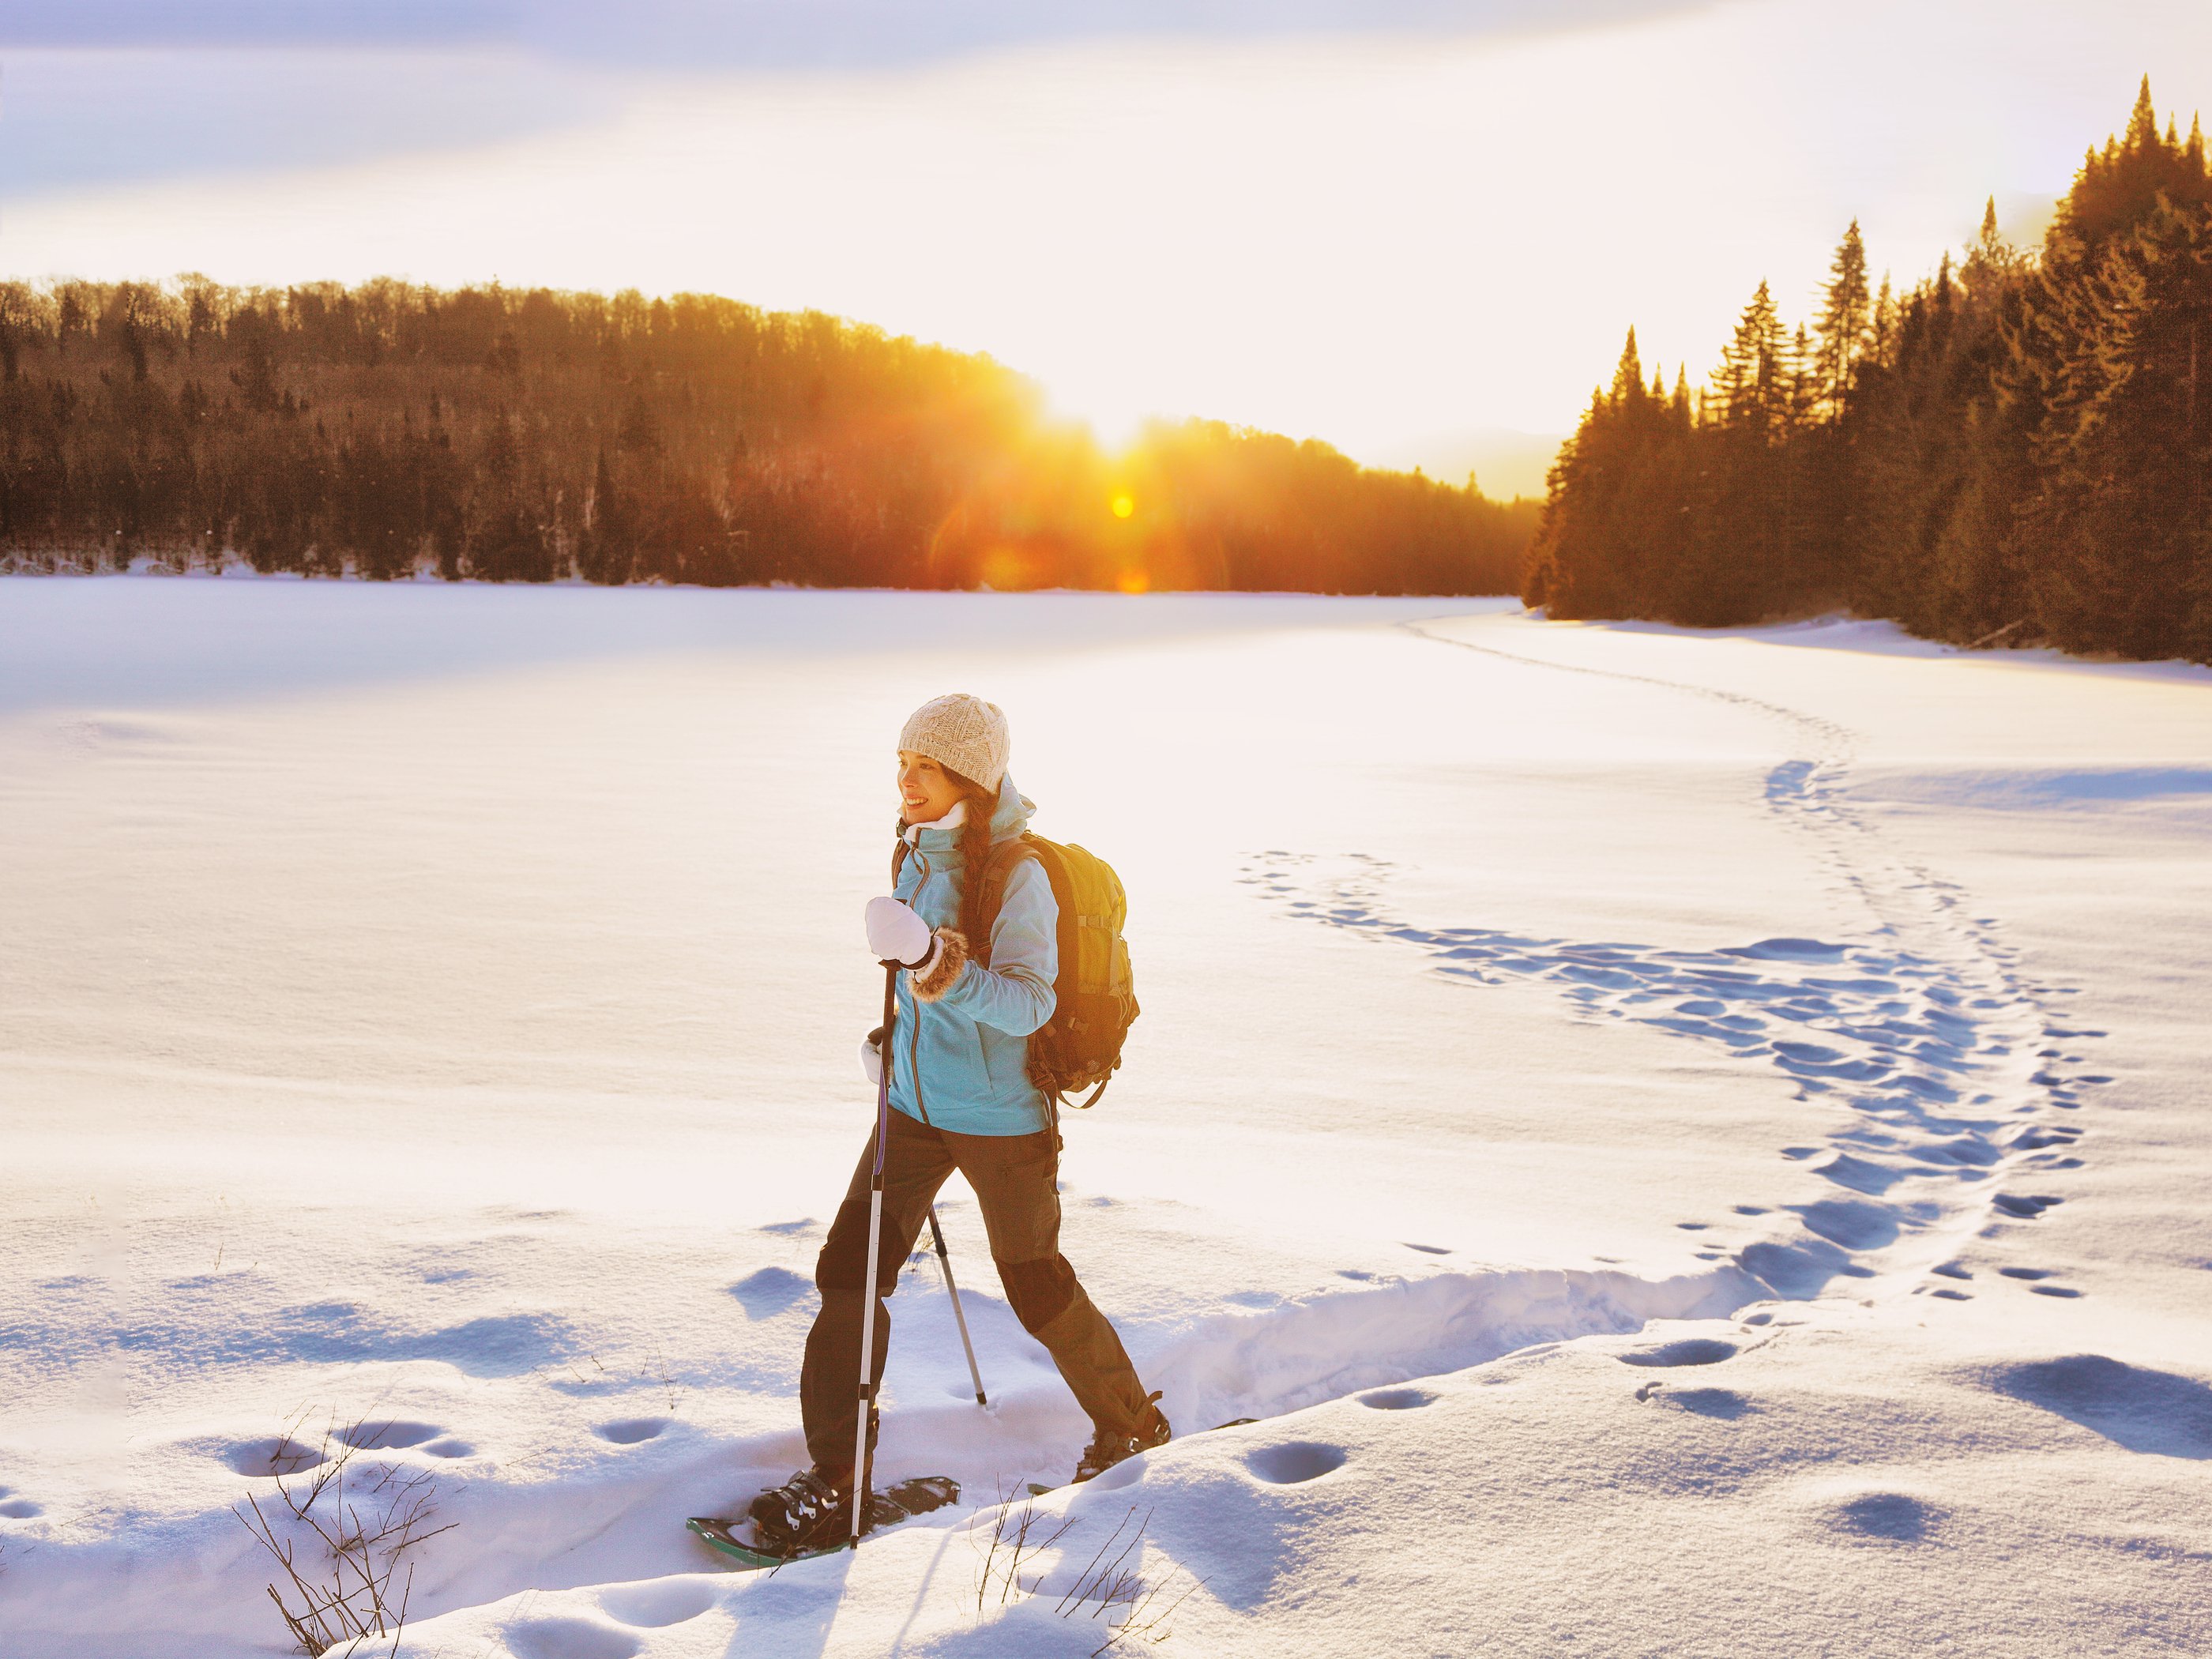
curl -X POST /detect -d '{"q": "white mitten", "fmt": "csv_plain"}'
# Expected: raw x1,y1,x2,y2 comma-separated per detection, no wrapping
859,1026,884,1086
865,896,939,971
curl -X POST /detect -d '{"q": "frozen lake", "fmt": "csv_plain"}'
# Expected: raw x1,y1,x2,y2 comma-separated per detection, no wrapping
2,577,2209,1656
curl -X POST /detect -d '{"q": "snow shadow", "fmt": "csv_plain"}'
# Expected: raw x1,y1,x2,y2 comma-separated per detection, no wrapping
1860,766,2212,811
1984,1355,2212,1458
505,1616,643,1659
107,1300,575,1379
719,1545,855,1659
728,1266,814,1321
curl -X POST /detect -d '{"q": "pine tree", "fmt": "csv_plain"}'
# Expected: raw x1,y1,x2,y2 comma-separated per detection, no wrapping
1814,220,1871,416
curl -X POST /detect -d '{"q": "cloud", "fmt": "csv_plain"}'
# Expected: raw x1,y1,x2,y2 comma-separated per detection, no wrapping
2,0,1710,70
0,50,616,200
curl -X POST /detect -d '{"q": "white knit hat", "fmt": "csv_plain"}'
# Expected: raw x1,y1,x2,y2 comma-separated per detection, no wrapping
897,690,1013,787
899,694,1010,792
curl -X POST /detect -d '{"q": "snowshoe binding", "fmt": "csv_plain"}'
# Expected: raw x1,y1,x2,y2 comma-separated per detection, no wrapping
747,1465,853,1557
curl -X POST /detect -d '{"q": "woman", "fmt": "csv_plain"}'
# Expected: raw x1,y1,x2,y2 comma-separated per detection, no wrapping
747,693,1168,1553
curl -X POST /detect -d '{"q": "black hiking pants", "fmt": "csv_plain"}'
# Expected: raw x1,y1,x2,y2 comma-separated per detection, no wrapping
799,1106,1151,1476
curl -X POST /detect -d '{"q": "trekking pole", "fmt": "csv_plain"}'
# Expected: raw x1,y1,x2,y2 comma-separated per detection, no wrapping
852,959,898,1542
925,1206,988,1405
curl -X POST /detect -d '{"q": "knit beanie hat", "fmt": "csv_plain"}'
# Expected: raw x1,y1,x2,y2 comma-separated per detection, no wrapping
899,694,1010,791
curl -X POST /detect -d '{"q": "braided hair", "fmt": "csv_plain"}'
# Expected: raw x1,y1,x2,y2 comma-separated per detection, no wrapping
946,768,1001,950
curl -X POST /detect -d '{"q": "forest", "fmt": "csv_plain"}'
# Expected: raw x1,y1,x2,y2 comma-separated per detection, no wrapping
0,276,1535,596
1524,81,2212,664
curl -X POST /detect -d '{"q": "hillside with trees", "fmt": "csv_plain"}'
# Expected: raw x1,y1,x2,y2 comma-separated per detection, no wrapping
0,279,1535,595
1525,81,2212,663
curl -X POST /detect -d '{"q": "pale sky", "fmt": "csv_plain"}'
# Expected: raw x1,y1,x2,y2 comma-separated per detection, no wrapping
2,1,2205,494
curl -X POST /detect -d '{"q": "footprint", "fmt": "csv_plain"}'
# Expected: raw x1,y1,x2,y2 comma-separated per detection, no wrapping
728,1266,812,1320
1245,1443,1348,1484
1617,1337,1737,1368
0,1498,44,1520
1830,1491,1943,1543
594,1417,670,1446
1664,1388,1751,1420
1986,1355,2212,1456
337,1420,442,1452
1730,938,1847,962
1932,1262,1973,1281
599,1578,718,1628
2030,1285,2084,1298
1357,1388,1436,1410
224,1437,329,1477
1930,1288,1973,1300
506,1619,643,1659
1401,1242,1450,1255
1998,1267,2055,1281
756,1218,818,1236
1992,1193,2063,1220
1787,1203,1893,1256
423,1438,475,1458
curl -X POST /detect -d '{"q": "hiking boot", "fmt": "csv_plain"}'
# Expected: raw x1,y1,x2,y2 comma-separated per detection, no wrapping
1072,1391,1172,1484
747,1465,852,1556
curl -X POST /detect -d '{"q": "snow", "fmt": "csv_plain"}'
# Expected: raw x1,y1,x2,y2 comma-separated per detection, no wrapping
2,577,2208,1655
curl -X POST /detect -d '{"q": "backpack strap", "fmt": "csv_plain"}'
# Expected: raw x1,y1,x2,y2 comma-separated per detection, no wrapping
972,835,1040,969
892,836,909,888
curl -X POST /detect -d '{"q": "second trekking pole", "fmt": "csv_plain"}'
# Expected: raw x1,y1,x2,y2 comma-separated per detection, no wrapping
850,960,898,1542
926,1205,988,1405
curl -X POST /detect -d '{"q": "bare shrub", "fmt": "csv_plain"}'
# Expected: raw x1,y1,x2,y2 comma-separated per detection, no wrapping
972,1497,1202,1655
233,1414,455,1657
972,1494,1077,1609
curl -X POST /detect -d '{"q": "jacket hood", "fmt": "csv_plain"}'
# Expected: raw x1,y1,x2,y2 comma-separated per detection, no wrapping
906,773,1033,856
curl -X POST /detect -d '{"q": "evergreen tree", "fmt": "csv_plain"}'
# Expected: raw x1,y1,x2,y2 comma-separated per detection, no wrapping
1525,81,2212,664
1813,220,1871,416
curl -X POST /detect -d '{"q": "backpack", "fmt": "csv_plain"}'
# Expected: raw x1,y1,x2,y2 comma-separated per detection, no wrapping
893,832,1140,1110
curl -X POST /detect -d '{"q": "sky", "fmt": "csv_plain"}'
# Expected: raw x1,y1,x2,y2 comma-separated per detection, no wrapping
2,1,2206,495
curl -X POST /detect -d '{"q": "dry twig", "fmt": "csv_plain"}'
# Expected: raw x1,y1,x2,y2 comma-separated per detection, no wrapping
232,1416,455,1657
971,1496,1202,1654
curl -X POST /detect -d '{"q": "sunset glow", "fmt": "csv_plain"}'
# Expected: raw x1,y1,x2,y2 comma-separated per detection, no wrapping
3,4,2206,493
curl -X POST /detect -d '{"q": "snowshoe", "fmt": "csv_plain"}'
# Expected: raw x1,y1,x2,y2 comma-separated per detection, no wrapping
689,1473,961,1570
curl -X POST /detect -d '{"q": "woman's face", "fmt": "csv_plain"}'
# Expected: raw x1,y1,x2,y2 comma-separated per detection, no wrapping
897,750,965,825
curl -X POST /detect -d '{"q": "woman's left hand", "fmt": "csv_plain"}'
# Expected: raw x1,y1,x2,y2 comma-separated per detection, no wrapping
865,896,939,969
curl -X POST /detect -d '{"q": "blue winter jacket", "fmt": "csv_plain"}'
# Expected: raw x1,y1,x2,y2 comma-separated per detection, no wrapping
888,775,1057,1137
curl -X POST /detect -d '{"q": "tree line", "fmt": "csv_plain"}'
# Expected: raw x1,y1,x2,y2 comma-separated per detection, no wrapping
1525,81,2212,664
0,276,1535,596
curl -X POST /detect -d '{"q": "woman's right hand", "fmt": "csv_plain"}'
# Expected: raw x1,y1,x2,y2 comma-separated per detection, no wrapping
865,896,939,969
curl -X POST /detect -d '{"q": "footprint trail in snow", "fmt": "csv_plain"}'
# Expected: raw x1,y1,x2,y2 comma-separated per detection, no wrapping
1243,620,2110,1302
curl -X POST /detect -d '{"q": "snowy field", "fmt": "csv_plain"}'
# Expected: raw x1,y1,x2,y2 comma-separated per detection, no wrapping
2,577,2209,1657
